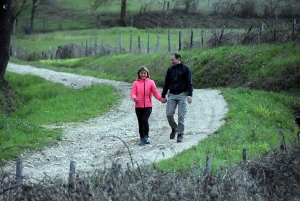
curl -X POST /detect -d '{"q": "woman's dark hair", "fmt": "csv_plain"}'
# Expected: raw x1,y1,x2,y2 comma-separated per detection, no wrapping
137,66,150,78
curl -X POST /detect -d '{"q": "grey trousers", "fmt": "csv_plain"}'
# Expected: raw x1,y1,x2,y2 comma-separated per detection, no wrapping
166,92,187,135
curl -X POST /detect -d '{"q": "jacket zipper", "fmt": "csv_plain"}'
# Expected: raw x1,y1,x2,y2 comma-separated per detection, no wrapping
144,80,146,107
175,66,178,89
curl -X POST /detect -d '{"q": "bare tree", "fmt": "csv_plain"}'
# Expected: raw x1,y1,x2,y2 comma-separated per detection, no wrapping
11,0,29,30
263,0,283,16
92,0,128,25
0,0,12,81
30,0,48,32
91,0,111,11
138,0,156,12
172,0,199,11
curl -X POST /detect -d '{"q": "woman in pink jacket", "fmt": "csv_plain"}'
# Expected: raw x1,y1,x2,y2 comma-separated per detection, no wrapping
131,66,163,146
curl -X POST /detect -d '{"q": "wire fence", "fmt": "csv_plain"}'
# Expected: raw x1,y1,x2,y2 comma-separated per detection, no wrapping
10,19,299,61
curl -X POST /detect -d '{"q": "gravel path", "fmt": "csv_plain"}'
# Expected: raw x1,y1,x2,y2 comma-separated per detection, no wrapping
4,62,228,182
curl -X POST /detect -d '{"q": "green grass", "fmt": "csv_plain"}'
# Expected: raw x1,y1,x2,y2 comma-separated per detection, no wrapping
5,42,300,172
7,72,119,125
25,42,300,93
54,0,219,13
11,27,243,55
0,72,119,161
0,113,62,161
157,88,300,172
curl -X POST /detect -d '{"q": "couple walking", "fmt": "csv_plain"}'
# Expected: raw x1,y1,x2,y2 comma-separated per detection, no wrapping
130,53,193,146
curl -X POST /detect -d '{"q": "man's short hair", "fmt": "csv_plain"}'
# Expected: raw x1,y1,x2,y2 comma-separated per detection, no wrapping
171,52,181,60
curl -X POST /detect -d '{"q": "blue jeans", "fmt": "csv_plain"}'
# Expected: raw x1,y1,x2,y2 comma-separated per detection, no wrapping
166,92,187,135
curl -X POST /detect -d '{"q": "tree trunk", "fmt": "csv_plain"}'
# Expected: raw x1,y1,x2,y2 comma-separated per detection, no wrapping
0,0,12,80
30,0,38,32
185,0,191,12
120,0,127,26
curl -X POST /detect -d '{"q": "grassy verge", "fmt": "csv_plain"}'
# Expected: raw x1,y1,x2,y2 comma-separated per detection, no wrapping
23,42,299,92
157,87,300,172
6,43,300,172
0,113,61,161
0,72,119,161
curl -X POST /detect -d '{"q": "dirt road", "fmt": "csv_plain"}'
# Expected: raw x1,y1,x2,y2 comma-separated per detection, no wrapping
4,63,228,182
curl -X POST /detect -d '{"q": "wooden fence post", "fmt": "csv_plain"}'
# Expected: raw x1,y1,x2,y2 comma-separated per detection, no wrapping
81,42,84,57
156,35,160,52
292,19,296,37
138,35,141,53
213,27,217,47
201,29,204,46
274,12,278,24
95,37,98,55
190,28,194,49
59,21,63,30
119,35,122,53
71,15,74,29
85,40,88,56
129,34,133,53
178,31,182,51
16,160,23,183
130,16,133,27
96,14,100,29
115,39,118,53
90,39,92,55
42,17,46,32
48,46,52,60
242,148,247,163
205,154,210,173
168,29,171,52
260,22,264,36
69,161,76,190
147,34,150,53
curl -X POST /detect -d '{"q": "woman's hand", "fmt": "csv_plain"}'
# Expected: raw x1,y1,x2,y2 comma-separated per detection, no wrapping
133,98,138,102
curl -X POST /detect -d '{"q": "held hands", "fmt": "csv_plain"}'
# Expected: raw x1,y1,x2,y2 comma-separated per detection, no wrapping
161,98,167,103
133,98,138,102
187,96,192,104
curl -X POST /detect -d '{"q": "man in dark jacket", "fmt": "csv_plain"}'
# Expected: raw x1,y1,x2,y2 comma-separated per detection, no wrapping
161,53,193,143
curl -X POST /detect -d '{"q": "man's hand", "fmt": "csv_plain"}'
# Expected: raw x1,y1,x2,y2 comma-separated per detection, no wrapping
187,96,192,104
161,98,167,103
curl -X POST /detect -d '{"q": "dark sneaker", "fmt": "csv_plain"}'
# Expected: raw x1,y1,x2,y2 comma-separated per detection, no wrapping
177,134,183,143
138,139,145,146
144,136,150,144
170,129,177,139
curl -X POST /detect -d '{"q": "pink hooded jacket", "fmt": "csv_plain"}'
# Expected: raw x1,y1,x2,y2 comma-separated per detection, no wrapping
131,78,162,108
